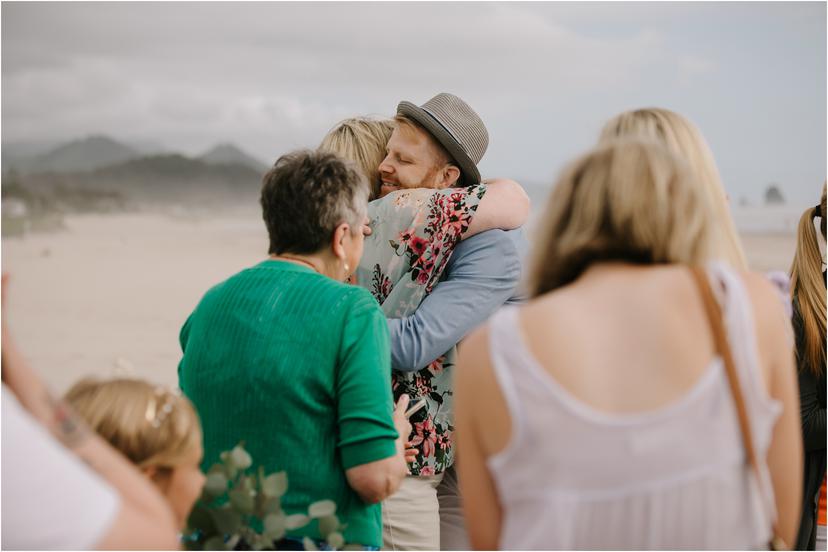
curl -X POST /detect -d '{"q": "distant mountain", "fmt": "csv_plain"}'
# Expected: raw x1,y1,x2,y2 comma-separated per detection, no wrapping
127,139,169,156
5,135,139,174
11,152,264,209
199,143,267,172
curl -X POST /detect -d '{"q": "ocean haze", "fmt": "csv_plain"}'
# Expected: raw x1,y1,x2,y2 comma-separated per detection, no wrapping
2,2,825,205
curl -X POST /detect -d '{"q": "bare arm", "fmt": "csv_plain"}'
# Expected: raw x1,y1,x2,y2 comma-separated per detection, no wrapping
455,327,504,550
465,179,530,238
345,396,412,504
1,276,179,549
745,273,803,547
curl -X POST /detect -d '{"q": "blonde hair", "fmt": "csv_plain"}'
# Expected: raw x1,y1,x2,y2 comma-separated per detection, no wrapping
319,117,393,201
64,378,202,471
600,108,748,269
790,183,827,375
529,138,715,296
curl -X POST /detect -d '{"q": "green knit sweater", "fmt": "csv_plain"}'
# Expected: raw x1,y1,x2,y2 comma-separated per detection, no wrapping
178,260,397,547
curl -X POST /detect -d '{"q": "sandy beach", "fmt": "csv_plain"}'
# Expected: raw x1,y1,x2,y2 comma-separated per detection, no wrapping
1,211,799,394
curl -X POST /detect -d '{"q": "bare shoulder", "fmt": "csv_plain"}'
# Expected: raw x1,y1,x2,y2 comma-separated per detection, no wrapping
457,324,493,382
740,270,790,330
739,270,793,369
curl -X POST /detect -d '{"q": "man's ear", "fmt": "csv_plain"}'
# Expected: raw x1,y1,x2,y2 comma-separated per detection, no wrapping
331,223,349,261
440,165,461,188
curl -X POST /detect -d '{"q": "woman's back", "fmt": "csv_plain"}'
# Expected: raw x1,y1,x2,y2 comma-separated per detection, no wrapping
178,260,397,547
482,263,780,549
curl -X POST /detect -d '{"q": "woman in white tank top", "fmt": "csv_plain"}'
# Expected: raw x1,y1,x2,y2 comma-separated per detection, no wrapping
454,139,803,550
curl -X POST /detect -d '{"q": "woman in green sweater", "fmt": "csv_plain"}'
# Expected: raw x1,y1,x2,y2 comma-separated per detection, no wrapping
178,150,412,549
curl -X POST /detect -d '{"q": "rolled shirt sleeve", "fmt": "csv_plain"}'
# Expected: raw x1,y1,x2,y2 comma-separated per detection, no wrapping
388,228,525,372
335,289,399,469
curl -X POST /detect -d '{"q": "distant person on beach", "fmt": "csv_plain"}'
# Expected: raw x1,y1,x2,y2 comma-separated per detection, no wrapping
455,139,802,550
600,107,749,270
178,150,413,550
1,275,179,550
330,94,529,550
791,184,826,550
65,378,206,530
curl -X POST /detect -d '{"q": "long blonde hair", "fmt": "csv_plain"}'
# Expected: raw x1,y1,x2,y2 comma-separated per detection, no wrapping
790,183,827,375
600,108,748,269
529,138,715,296
64,378,202,471
319,117,393,201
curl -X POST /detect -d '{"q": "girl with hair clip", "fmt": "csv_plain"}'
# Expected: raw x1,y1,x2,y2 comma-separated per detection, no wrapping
455,139,802,550
791,184,827,551
64,378,206,530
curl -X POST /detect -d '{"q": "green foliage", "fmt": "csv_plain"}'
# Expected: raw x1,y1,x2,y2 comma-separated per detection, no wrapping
182,443,346,551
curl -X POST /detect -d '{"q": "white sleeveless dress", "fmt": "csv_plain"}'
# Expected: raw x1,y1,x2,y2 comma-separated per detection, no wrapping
486,263,781,550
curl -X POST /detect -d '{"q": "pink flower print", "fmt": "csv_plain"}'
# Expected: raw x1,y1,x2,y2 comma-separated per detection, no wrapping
427,356,445,376
418,466,435,476
398,230,414,246
409,236,428,257
410,417,438,458
436,432,451,450
414,374,432,396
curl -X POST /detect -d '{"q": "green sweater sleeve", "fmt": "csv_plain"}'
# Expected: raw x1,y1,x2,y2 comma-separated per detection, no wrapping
336,289,398,470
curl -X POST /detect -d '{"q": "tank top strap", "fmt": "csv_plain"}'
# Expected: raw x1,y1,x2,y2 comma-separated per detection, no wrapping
703,262,780,417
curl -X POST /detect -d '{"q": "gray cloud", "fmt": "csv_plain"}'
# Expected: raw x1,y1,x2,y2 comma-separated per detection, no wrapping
2,2,825,203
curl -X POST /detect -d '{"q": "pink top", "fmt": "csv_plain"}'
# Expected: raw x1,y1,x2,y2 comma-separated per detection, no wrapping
486,263,781,550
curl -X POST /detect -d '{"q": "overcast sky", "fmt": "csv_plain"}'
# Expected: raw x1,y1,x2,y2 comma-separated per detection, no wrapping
2,2,825,204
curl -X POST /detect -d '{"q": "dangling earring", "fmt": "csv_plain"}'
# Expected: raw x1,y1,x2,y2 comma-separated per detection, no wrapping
344,262,350,274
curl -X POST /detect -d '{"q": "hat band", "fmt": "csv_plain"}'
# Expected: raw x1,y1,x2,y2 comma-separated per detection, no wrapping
420,106,467,156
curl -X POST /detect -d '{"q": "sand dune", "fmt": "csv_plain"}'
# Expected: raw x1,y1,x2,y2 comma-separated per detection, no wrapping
1,212,799,394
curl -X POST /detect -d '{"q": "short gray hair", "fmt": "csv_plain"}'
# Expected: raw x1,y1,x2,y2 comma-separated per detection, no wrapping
261,150,370,255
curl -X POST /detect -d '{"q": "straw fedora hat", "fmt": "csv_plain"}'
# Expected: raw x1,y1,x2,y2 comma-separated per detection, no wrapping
396,93,489,186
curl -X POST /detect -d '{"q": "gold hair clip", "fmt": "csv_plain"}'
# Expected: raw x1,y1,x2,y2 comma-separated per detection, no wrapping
145,386,182,428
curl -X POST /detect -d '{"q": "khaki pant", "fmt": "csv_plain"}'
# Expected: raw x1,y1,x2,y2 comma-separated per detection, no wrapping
381,466,470,551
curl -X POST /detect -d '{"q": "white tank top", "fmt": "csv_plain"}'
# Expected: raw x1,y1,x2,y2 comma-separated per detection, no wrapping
486,263,781,550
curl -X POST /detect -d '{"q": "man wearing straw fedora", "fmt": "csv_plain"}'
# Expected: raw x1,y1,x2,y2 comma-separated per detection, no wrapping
377,92,527,550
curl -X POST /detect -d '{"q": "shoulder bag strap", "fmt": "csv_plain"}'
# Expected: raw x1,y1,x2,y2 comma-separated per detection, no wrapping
690,267,785,549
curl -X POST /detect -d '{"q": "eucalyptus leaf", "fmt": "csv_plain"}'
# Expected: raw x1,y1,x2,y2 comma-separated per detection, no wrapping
285,513,310,530
204,536,226,550
229,489,255,515
327,531,345,550
264,497,283,515
225,534,241,550
303,537,319,551
210,507,242,534
308,499,337,518
204,473,228,497
262,472,288,498
230,445,253,470
318,515,339,537
264,513,286,535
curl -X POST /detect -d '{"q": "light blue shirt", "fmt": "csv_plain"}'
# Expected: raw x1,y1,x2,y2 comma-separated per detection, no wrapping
387,228,527,372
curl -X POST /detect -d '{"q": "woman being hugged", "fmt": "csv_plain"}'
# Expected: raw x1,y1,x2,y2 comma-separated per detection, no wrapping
791,184,827,550
455,139,802,549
